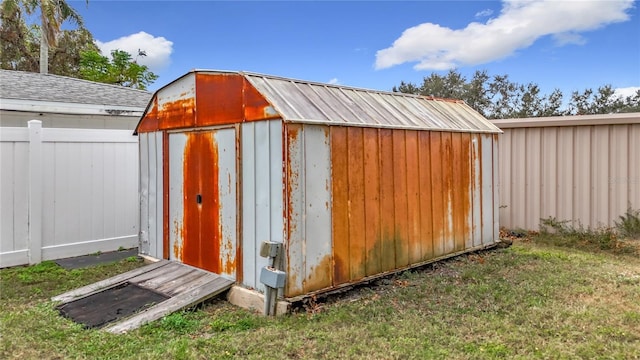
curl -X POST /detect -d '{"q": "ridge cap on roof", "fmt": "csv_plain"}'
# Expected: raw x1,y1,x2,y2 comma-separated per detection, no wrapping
183,69,464,103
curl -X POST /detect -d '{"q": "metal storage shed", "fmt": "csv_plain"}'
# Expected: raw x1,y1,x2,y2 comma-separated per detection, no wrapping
135,70,502,308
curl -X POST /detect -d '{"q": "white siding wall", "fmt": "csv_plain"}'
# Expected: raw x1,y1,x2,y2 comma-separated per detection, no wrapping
493,113,640,230
241,120,284,292
0,110,140,130
0,121,139,267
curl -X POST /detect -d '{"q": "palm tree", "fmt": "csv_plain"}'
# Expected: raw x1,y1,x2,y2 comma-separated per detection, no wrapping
1,0,87,74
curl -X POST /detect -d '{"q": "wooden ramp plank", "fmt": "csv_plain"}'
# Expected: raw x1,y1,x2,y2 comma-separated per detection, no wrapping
160,272,220,297
126,261,185,284
104,276,234,333
51,260,170,304
153,269,206,295
135,267,197,292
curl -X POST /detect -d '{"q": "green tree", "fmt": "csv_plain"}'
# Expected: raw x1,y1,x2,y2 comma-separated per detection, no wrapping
1,0,87,74
393,69,638,118
49,28,98,75
79,49,158,90
0,3,97,76
0,3,38,71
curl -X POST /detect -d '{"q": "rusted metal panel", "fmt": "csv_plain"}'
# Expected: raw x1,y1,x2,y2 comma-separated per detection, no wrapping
285,123,304,296
391,130,410,268
452,133,473,252
378,129,396,272
441,132,455,255
151,131,164,259
429,132,445,257
136,74,196,133
347,127,367,281
363,128,382,276
214,128,238,279
195,73,244,126
405,131,422,264
180,132,220,272
463,133,474,248
327,127,490,293
240,122,257,289
330,126,350,285
301,126,332,293
418,132,434,259
284,123,333,297
158,74,196,130
471,134,482,247
169,133,186,263
243,79,280,122
168,129,237,279
162,132,170,259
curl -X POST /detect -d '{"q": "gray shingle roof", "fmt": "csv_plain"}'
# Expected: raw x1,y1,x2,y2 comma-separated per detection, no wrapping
0,69,152,108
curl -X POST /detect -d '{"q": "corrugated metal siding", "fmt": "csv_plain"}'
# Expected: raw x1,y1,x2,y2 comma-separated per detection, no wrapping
139,132,163,258
284,123,333,297
239,72,501,133
241,121,284,292
495,115,640,230
282,125,498,296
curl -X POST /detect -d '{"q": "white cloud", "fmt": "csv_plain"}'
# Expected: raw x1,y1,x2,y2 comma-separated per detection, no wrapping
328,78,340,85
96,32,173,72
375,0,634,71
615,86,640,98
552,32,586,46
475,9,493,18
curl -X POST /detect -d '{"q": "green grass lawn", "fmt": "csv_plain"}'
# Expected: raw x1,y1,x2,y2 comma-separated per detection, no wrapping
1,238,639,360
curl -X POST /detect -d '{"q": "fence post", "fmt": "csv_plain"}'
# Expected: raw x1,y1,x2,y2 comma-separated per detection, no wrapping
28,120,42,264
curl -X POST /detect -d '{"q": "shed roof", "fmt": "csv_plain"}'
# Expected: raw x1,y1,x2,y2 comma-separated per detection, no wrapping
0,70,152,114
136,70,501,134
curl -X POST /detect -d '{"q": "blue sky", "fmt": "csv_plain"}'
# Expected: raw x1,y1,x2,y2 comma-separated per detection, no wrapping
70,0,640,97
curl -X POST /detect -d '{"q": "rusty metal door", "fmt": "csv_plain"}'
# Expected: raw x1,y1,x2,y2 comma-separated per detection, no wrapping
168,129,237,279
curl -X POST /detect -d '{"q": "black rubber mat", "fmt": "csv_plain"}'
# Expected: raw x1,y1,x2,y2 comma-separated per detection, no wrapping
55,248,138,269
57,282,169,329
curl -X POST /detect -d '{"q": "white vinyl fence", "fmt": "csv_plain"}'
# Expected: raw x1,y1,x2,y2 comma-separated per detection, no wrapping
1,120,139,267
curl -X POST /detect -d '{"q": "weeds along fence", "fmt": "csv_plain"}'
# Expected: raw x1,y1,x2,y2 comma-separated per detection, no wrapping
1,120,139,267
492,112,640,231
